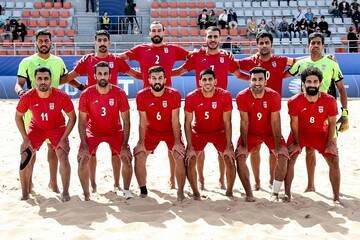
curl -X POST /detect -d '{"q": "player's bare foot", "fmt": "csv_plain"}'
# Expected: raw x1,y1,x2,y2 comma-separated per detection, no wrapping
252,184,260,191
91,184,97,193
282,195,291,202
177,191,186,202
48,182,60,193
193,193,201,201
113,185,122,193
333,199,343,206
61,193,71,202
270,193,279,202
83,192,90,201
139,193,147,198
225,190,233,198
219,180,226,190
199,179,205,191
245,196,256,202
168,180,176,190
268,182,273,190
304,186,315,192
21,193,30,201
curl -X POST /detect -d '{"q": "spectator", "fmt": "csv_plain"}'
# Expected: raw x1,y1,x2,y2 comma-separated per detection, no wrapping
339,0,352,18
279,16,291,42
207,9,217,27
124,2,138,34
305,8,315,24
227,9,238,29
86,0,95,13
218,9,228,29
100,11,110,30
351,0,360,14
307,17,318,36
0,18,13,40
267,16,281,38
247,17,258,38
352,5,360,31
222,36,232,51
12,19,27,42
298,18,308,42
294,6,305,22
197,9,208,29
318,16,332,37
0,8,9,28
347,26,359,52
258,18,268,32
289,18,300,39
329,0,341,18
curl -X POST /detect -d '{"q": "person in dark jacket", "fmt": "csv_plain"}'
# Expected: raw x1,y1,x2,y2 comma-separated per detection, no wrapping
318,15,332,37
347,26,358,52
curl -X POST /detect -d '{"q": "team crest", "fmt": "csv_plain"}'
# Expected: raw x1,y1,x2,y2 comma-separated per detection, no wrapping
109,62,114,68
162,100,167,108
272,61,277,68
321,65,326,71
164,47,169,53
49,103,54,110
263,101,268,108
318,106,324,113
109,98,114,106
220,57,224,63
212,102,217,109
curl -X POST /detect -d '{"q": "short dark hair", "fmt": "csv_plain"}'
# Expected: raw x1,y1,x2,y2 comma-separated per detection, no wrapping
34,66,52,79
35,29,52,40
95,30,110,40
300,66,323,83
94,61,110,73
249,67,266,78
308,32,325,45
205,26,221,36
256,31,273,44
200,69,216,79
150,21,165,31
148,65,165,75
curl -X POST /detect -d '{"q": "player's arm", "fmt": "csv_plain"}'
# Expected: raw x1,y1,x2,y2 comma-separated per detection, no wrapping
117,51,129,60
327,115,337,147
232,69,250,81
133,111,147,155
239,111,249,149
184,110,196,165
289,115,301,156
223,110,235,162
77,110,90,164
58,110,76,153
15,76,28,97
335,80,348,110
125,67,142,80
271,111,289,158
171,108,185,157
172,63,189,77
15,110,33,151
59,70,85,89
120,110,132,163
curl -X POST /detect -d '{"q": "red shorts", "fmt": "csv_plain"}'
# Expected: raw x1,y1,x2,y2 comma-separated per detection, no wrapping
287,132,336,156
191,130,227,152
28,125,67,151
86,131,123,156
145,129,179,152
237,133,286,152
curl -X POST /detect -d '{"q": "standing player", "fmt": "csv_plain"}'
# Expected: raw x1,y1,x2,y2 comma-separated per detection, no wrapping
172,26,247,190
285,32,348,192
14,29,75,193
77,62,132,201
285,66,341,203
15,66,76,202
118,21,191,189
184,69,236,200
235,67,289,202
133,66,186,202
60,30,140,194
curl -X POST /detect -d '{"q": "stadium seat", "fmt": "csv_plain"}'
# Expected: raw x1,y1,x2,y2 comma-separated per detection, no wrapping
28,20,38,27
34,2,43,9
205,2,215,8
2,40,12,47
160,11,169,18
335,48,346,53
190,29,199,36
160,2,168,8
18,50,30,56
179,20,188,27
27,29,35,37
241,39,250,46
169,11,178,18
49,20,58,27
170,29,179,36
56,29,66,37
151,11,159,18
180,29,189,36
32,11,41,18
52,11,60,18
67,29,76,37
5,2,14,8
84,50,94,54
0,50,7,55
24,2,33,8
253,1,261,7
220,29,228,36
41,11,51,18
242,49,251,54
151,2,160,8
196,2,205,8
179,11,187,18
169,20,178,27
229,29,238,36
75,50,83,55
234,2,242,8
160,20,169,27
189,19,197,27
54,40,63,47
164,29,169,36
215,2,223,8
188,2,196,8
48,29,55,37
61,11,70,18
239,28,247,36
62,50,73,55
270,1,278,7
15,2,25,8
179,2,187,8
59,20,68,27
243,1,251,7
39,20,48,27
54,2,62,8
200,29,206,36
188,11,197,18
308,0,316,7
63,2,72,9
169,2,177,8
44,2,52,8
22,11,31,18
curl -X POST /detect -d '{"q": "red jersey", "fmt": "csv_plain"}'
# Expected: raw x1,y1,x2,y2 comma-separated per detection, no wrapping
288,93,338,134
125,44,189,87
183,51,239,90
184,88,232,134
74,53,131,86
136,87,181,133
238,55,289,95
236,87,281,136
16,88,74,131
78,85,130,135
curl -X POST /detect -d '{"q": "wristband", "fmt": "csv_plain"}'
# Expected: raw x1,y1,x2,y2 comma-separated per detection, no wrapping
17,89,26,97
77,84,85,91
341,107,348,117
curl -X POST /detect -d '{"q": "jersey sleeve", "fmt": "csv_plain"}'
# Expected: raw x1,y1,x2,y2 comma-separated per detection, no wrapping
288,60,302,76
287,97,298,116
184,94,194,113
16,94,30,113
235,91,248,112
182,54,196,72
237,58,253,72
17,58,29,78
327,96,339,117
116,56,131,74
125,46,139,61
270,91,281,112
78,90,89,113
223,91,233,112
174,45,189,61
229,57,239,73
73,55,88,76
117,89,130,112
59,59,69,77
333,63,344,82
61,92,74,113
172,90,181,109
136,91,146,111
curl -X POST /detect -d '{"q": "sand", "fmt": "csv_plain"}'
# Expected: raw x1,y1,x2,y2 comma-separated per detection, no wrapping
0,98,359,239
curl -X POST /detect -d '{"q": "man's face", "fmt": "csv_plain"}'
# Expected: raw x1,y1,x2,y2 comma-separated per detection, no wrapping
36,35,52,54
94,66,110,87
309,37,324,55
95,35,110,53
205,30,220,50
149,23,164,44
200,73,216,92
149,71,166,92
303,75,321,96
249,72,266,95
321,17,325,22
257,37,272,56
35,71,52,92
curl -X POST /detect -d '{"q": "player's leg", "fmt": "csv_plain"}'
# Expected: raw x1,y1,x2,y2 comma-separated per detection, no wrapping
47,144,59,193
250,145,261,191
269,153,277,188
55,147,71,202
134,151,150,197
89,155,97,193
19,150,35,200
271,153,288,201
236,154,255,202
168,150,176,189
186,152,201,200
77,150,90,201
121,155,133,199
111,154,121,191
222,154,236,197
323,155,341,202
305,146,316,192
196,150,205,190
283,154,299,202
218,153,226,190
172,150,186,202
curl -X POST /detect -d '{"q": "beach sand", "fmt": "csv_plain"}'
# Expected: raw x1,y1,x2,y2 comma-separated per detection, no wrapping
0,99,359,239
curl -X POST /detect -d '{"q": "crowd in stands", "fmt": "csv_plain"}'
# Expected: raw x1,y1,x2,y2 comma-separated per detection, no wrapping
0,7,27,42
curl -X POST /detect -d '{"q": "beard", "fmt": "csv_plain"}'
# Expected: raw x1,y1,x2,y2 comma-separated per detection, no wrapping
305,87,319,96
98,79,109,88
151,83,164,92
207,42,219,50
151,36,163,44
37,45,50,54
38,84,50,92
98,45,107,53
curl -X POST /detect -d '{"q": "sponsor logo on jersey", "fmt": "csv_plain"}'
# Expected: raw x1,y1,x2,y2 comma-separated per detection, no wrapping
272,61,277,68
49,103,54,110
263,101,267,108
109,62,114,68
164,47,169,53
220,57,224,63
318,106,323,113
212,102,217,109
109,98,114,106
162,100,167,108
